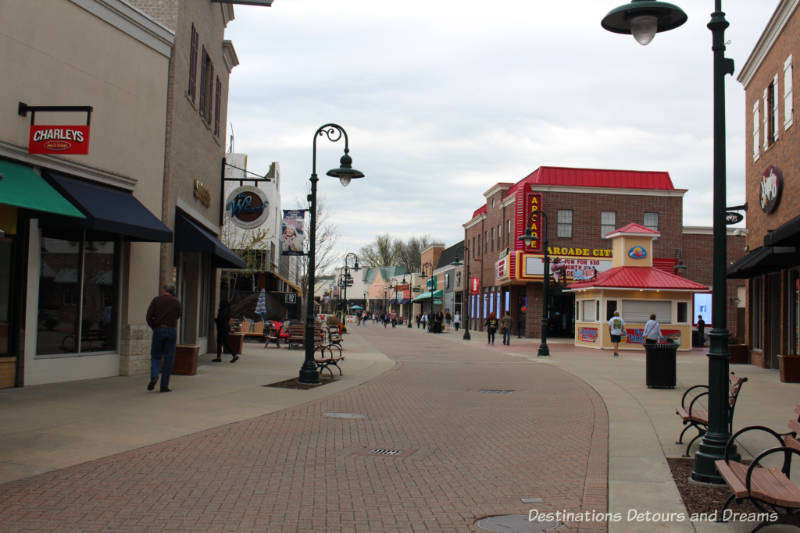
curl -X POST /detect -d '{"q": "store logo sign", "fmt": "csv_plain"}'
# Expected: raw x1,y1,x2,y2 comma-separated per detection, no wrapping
760,166,783,214
29,125,90,155
226,186,269,229
628,246,647,259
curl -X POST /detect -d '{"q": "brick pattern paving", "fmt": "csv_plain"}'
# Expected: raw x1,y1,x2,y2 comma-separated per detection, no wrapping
1,327,607,532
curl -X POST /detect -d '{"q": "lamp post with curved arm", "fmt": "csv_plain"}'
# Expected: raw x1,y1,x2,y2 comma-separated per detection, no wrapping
602,0,732,483
341,252,359,332
519,211,550,357
299,124,364,384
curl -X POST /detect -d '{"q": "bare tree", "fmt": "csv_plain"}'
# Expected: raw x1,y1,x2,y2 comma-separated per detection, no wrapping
220,214,272,302
297,196,338,300
359,234,397,266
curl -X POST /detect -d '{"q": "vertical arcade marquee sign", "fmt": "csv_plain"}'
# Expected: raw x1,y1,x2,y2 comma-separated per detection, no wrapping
19,102,92,155
514,186,543,253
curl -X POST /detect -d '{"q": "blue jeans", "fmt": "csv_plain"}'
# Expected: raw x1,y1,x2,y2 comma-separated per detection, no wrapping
150,327,177,388
503,328,511,345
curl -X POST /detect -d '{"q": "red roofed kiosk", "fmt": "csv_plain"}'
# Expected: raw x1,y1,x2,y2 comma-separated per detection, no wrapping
568,223,709,352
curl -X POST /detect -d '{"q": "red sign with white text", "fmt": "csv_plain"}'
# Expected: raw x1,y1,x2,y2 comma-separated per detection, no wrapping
470,277,481,295
29,125,90,155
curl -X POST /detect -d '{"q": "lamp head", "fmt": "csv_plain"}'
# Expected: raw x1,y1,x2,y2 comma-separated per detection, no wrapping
517,227,537,246
327,152,364,187
601,0,687,46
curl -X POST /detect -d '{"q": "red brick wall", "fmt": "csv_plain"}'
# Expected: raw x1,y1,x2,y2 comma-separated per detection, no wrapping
743,7,800,249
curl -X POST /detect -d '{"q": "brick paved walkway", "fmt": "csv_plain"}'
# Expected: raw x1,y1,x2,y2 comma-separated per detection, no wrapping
1,326,608,533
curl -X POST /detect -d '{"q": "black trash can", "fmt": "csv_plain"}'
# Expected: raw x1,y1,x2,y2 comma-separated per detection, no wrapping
645,342,677,388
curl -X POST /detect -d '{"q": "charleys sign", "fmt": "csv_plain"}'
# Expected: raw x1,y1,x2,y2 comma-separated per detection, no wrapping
29,125,90,155
225,186,269,229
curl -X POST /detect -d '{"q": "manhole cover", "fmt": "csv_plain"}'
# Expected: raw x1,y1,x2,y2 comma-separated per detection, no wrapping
369,448,401,456
475,515,562,533
323,412,365,419
480,389,515,394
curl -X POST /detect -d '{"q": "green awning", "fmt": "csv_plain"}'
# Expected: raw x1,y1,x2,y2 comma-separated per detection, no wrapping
412,289,443,302
0,160,84,218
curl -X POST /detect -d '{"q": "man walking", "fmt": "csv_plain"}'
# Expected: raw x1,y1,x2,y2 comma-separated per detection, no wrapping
501,311,512,345
608,310,625,357
146,284,181,392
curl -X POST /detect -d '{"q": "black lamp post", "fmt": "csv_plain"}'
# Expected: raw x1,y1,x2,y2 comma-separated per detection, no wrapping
299,124,364,384
421,261,433,332
602,0,733,483
341,253,359,333
519,211,550,357
406,274,414,328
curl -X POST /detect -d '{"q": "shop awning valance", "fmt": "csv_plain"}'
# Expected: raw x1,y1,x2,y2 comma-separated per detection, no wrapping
45,170,171,242
727,245,800,279
175,212,245,269
0,160,84,219
412,289,443,302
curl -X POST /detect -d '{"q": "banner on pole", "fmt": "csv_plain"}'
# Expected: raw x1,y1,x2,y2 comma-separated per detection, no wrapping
281,210,305,255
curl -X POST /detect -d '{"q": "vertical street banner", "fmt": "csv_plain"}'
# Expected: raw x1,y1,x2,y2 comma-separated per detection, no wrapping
281,210,306,255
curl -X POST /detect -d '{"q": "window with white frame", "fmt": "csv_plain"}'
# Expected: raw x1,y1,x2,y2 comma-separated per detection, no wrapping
557,210,573,238
601,211,616,238
581,300,598,321
622,300,671,324
785,55,793,130
753,100,760,161
507,219,511,246
764,77,779,148
644,212,658,231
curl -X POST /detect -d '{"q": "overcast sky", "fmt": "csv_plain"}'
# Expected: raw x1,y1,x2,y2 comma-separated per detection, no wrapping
225,0,780,264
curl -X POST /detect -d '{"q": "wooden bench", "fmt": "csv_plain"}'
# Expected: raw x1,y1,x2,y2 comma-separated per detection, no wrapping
286,323,344,376
327,326,343,347
714,405,800,529
264,321,286,349
676,372,747,457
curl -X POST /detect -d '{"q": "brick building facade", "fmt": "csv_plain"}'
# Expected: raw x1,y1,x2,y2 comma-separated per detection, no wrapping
731,0,800,370
464,166,745,341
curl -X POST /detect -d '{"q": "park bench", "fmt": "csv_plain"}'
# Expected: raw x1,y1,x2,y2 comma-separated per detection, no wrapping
327,326,343,347
286,323,344,376
264,321,288,348
675,372,747,457
714,404,800,530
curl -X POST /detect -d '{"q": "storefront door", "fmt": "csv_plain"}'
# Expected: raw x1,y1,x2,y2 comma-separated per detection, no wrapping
0,237,13,356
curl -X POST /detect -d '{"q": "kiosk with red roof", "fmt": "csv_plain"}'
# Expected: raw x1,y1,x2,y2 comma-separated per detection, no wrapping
567,223,708,352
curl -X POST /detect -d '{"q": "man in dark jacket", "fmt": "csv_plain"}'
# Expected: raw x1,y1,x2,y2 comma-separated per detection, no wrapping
146,284,181,392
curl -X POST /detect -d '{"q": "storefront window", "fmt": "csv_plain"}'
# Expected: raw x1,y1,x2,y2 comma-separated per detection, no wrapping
582,300,598,321
0,238,11,354
789,270,799,354
37,230,117,355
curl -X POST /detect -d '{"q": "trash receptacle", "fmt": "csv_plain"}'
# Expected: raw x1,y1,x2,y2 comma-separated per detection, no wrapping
645,342,677,388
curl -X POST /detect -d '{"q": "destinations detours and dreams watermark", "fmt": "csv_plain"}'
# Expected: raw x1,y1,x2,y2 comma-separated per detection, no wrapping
528,508,778,524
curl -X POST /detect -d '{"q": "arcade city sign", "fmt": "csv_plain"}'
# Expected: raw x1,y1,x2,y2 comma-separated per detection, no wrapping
225,185,269,229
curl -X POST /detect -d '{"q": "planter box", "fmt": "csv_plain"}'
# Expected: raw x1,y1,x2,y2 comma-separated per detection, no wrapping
173,344,199,375
0,357,16,388
729,344,749,364
227,333,244,355
779,354,800,383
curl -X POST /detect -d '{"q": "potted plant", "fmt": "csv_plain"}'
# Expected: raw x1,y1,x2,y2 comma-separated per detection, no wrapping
778,354,800,383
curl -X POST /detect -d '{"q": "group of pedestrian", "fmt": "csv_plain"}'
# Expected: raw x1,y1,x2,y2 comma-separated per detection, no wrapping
607,310,702,357
483,311,512,345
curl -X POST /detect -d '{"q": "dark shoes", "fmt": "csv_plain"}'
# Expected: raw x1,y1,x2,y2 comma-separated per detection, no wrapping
211,358,222,362
160,387,171,393
230,355,239,363
147,377,158,391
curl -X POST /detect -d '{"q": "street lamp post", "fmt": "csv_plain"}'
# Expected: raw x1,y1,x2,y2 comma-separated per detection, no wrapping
299,124,364,384
602,0,733,483
421,262,433,332
406,274,414,328
519,211,550,357
341,253,359,333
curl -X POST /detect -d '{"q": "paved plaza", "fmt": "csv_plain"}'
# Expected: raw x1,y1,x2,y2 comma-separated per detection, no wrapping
1,324,799,532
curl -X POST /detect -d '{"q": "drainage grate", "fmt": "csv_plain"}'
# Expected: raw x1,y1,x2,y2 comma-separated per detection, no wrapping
369,448,402,456
480,389,515,394
323,412,365,419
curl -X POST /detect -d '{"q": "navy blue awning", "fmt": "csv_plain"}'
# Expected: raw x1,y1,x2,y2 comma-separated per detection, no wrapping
44,170,171,242
175,212,245,269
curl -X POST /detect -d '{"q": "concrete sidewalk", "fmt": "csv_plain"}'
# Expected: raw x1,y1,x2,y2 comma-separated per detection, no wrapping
0,333,394,484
